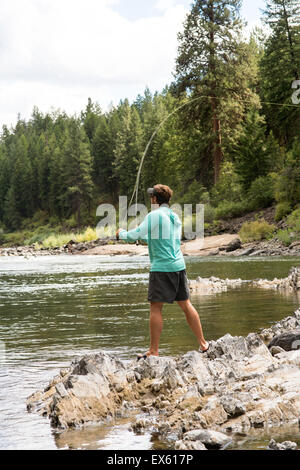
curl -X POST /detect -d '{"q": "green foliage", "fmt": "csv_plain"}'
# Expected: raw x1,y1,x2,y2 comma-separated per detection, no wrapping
287,208,300,232
215,200,249,220
239,219,277,242
246,175,276,211
274,139,300,205
260,0,300,145
203,205,217,224
210,161,243,207
274,208,300,246
233,110,281,190
276,229,294,246
174,0,260,183
275,202,292,221
180,182,210,206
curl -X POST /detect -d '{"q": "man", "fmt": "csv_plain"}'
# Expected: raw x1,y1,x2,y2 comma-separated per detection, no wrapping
116,184,209,358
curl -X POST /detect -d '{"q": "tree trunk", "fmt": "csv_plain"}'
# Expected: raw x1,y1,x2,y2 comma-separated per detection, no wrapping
209,5,223,184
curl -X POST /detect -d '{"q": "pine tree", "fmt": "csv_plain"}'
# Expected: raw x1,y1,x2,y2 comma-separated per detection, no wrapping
92,115,116,199
259,0,300,146
81,98,102,142
174,0,260,184
61,119,94,226
233,109,281,190
113,101,143,196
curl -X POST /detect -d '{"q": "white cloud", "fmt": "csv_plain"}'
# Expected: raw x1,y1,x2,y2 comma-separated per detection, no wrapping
0,0,187,128
155,0,176,12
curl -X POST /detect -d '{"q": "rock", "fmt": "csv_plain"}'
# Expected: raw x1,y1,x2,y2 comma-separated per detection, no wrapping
175,440,207,450
182,429,232,449
55,382,68,398
268,330,300,352
26,307,300,448
226,238,242,252
270,346,286,356
208,250,220,256
189,266,300,296
249,249,266,256
267,439,298,450
220,395,246,418
239,247,255,256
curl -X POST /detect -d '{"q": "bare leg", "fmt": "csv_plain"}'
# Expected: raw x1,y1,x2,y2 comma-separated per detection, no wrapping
177,299,209,351
142,302,164,357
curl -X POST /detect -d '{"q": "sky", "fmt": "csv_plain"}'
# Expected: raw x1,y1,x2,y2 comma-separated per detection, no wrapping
0,0,265,129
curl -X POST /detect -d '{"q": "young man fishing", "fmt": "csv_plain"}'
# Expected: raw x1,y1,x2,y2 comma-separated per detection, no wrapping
116,184,209,359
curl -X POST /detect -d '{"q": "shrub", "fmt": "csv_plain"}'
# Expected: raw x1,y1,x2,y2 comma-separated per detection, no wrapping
276,229,293,246
275,202,292,222
42,233,74,248
286,208,300,232
274,139,300,205
215,200,249,220
239,219,276,242
75,227,98,243
204,204,216,223
247,175,275,211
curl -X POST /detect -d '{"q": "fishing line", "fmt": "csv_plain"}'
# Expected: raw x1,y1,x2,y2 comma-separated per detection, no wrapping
129,93,299,209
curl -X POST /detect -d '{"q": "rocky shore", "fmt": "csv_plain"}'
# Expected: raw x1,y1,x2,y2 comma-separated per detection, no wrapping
1,234,300,258
27,308,300,450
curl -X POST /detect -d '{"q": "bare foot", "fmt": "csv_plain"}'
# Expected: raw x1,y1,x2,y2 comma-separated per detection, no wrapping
199,341,210,352
137,350,159,360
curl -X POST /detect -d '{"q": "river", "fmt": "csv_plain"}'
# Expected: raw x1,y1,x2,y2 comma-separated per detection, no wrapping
1,254,300,450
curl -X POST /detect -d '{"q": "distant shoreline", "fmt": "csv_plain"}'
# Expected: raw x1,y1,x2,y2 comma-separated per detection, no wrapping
1,233,300,258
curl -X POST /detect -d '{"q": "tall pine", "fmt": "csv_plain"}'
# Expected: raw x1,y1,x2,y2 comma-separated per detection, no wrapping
174,0,260,184
260,0,300,146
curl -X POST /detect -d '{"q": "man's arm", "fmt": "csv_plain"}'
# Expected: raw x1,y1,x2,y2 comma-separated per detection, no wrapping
116,212,158,243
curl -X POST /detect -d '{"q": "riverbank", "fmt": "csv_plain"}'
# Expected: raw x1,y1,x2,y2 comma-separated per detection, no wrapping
1,233,300,258
27,307,300,450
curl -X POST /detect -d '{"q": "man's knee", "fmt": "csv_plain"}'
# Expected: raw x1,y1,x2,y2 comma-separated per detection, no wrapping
177,299,190,312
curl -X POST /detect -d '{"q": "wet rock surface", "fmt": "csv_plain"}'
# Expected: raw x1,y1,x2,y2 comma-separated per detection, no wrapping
27,308,300,449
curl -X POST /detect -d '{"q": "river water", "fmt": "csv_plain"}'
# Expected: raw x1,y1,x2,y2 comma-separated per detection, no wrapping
1,254,300,450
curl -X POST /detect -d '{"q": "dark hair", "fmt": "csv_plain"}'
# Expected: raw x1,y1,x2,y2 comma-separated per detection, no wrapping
153,184,173,205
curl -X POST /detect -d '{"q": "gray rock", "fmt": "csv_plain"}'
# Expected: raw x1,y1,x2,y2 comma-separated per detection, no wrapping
226,238,242,252
220,395,246,418
268,330,300,352
267,439,298,450
175,440,207,450
55,382,68,398
183,429,232,449
249,249,266,256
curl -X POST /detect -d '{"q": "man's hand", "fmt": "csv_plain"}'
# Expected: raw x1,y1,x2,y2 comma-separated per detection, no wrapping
116,228,124,240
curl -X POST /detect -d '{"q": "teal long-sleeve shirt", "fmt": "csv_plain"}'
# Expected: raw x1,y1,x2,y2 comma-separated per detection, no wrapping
119,205,186,272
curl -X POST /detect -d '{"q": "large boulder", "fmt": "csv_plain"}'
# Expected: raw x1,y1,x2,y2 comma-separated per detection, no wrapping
182,429,232,449
226,238,242,252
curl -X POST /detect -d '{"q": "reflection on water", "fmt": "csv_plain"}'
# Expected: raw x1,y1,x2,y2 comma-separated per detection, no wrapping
0,254,300,450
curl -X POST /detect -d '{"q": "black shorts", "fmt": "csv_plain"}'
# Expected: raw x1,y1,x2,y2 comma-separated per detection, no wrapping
148,269,190,304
